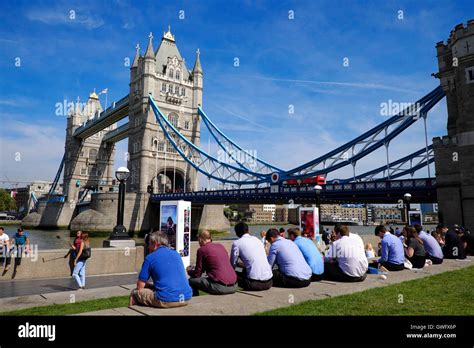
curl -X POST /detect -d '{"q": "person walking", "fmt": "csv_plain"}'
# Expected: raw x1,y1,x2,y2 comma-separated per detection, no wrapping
72,232,91,290
12,227,30,269
0,227,11,271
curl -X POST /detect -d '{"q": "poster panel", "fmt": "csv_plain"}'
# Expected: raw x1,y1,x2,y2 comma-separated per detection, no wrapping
408,210,422,226
160,201,191,268
299,207,320,242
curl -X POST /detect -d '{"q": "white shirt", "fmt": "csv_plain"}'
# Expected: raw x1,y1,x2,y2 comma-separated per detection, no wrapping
349,232,365,250
0,233,10,252
230,234,273,281
325,235,368,277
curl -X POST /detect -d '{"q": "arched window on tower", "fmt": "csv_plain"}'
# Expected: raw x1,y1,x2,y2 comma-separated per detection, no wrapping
175,85,179,94
175,70,180,80
181,87,185,96
168,84,173,94
168,113,179,128
161,83,166,92
168,68,174,79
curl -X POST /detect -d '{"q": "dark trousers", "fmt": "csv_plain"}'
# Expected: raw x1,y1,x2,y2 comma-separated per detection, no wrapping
189,277,237,296
272,269,311,288
14,245,26,266
408,255,426,269
427,255,443,265
236,269,272,291
311,273,324,281
370,261,405,271
0,254,11,267
324,262,367,282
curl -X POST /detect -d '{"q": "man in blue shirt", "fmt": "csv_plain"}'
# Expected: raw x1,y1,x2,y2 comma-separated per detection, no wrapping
288,227,324,281
414,224,443,264
373,225,405,271
130,231,192,308
266,228,312,288
12,227,29,268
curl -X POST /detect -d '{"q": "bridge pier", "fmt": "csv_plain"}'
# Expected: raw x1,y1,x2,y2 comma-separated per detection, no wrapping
433,20,474,230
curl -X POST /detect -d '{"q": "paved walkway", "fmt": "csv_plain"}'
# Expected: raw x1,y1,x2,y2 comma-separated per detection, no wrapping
0,273,138,299
1,257,470,315
79,258,473,316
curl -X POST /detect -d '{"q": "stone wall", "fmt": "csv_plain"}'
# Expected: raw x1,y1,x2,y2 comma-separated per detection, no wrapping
0,246,144,281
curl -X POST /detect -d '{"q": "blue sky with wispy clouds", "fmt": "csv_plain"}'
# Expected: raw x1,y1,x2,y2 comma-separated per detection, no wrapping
0,0,473,187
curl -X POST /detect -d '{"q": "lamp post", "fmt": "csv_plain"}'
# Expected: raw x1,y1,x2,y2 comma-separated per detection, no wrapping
403,192,412,225
111,167,130,240
314,185,322,233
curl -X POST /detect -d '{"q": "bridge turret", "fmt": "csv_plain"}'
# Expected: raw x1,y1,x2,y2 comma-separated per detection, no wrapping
192,48,203,108
126,27,201,194
433,19,474,230
130,43,140,79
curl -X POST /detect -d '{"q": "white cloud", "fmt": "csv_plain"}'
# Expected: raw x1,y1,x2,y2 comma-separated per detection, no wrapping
25,8,104,30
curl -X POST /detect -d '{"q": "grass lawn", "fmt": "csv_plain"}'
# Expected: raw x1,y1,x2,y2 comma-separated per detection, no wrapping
1,291,209,316
1,296,130,316
258,265,474,316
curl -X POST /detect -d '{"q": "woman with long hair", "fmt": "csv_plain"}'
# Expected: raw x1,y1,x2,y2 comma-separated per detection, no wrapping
403,225,426,268
72,231,91,290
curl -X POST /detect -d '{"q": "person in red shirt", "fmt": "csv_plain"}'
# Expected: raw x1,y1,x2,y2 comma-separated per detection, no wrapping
187,230,237,296
64,231,82,276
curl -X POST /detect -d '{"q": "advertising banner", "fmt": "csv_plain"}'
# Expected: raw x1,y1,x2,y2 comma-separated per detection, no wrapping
299,206,320,242
160,200,191,268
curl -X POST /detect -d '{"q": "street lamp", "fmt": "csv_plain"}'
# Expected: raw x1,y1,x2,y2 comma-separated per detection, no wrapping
314,185,323,233
110,167,130,240
403,192,412,225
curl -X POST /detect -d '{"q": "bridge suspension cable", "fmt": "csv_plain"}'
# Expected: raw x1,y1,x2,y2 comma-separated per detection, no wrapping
198,107,283,174
48,154,65,196
149,95,272,185
339,145,434,183
281,86,445,179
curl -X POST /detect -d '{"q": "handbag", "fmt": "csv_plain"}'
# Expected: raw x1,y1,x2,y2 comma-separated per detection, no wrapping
80,246,91,260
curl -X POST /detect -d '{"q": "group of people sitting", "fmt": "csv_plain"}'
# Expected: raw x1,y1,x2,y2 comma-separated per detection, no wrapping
129,221,471,309
368,223,469,272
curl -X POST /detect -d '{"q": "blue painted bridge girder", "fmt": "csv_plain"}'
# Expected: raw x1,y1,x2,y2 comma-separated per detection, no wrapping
149,178,437,205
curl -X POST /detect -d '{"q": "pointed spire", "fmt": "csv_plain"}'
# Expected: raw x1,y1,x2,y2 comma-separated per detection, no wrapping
145,32,154,58
192,48,203,74
75,96,82,115
90,88,99,99
163,25,175,42
132,43,140,68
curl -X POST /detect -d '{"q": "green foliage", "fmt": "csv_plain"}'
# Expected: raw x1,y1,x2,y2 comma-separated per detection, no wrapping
0,189,16,211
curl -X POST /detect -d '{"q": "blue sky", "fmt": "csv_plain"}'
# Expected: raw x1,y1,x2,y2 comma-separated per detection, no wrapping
0,0,473,187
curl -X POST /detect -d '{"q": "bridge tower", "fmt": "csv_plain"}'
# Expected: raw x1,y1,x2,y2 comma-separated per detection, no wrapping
433,20,474,229
63,92,116,204
128,28,201,195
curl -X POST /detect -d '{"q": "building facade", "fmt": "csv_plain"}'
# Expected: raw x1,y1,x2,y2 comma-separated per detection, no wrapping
127,29,201,194
433,20,474,230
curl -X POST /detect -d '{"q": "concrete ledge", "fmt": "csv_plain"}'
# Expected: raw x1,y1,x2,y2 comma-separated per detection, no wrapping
0,246,144,281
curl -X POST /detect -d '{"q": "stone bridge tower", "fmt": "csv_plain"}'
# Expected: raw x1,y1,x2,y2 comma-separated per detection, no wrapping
128,28,201,195
433,20,474,229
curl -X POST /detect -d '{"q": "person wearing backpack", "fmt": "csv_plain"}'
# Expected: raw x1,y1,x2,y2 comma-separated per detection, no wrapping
72,231,91,290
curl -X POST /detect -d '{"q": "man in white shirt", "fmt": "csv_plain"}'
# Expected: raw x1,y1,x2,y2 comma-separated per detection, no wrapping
324,224,368,282
0,227,11,271
230,222,273,291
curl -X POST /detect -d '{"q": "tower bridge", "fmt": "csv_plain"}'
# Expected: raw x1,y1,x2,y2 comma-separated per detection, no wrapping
23,21,474,234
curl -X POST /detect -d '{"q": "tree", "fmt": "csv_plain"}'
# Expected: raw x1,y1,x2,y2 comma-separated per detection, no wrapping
0,189,16,211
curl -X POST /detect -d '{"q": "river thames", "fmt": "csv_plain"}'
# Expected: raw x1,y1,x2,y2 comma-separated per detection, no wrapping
1,224,439,250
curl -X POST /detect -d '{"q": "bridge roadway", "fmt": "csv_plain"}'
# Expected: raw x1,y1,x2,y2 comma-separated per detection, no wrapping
73,95,129,139
150,178,437,205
